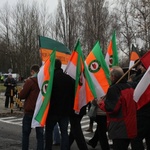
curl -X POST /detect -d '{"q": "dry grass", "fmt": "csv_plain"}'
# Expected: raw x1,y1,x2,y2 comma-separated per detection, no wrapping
0,83,6,93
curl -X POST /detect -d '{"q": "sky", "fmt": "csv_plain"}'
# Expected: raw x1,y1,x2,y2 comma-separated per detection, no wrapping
0,0,58,13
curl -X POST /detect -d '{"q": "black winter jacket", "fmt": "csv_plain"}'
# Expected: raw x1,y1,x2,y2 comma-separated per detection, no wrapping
48,68,75,116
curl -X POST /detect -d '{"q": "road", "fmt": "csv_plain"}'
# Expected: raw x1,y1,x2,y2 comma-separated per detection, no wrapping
0,114,106,150
0,92,138,150
0,91,102,149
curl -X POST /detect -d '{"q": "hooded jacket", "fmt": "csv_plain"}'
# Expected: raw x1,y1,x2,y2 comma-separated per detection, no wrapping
99,81,137,140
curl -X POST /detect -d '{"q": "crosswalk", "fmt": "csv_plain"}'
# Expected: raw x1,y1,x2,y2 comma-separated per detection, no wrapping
0,115,97,139
0,116,22,126
1,115,147,149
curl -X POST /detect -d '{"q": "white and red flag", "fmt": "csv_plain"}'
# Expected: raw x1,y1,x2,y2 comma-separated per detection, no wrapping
134,66,150,110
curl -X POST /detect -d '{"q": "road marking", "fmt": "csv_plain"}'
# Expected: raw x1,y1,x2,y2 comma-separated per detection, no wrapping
0,115,146,149
0,115,96,138
0,116,22,126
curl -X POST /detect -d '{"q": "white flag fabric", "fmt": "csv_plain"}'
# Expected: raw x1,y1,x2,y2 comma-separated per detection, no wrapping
31,64,45,128
133,66,150,102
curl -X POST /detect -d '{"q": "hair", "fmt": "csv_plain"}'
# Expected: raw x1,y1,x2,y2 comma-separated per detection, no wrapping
55,59,62,69
30,64,40,73
111,66,124,81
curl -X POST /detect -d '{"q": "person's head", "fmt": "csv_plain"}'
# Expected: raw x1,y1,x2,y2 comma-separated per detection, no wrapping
30,64,40,76
134,59,146,74
55,59,62,70
8,73,12,78
110,66,124,84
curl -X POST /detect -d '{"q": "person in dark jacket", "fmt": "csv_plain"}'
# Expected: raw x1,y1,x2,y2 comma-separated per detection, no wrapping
4,73,16,108
129,60,150,150
69,105,89,150
45,59,75,150
98,66,137,150
19,64,44,150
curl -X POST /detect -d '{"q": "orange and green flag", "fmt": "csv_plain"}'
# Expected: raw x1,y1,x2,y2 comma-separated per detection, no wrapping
39,36,71,69
65,40,97,113
85,41,111,99
129,44,140,69
105,31,118,69
31,50,56,128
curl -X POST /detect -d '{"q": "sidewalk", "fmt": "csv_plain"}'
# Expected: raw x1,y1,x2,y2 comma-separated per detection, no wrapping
0,92,23,117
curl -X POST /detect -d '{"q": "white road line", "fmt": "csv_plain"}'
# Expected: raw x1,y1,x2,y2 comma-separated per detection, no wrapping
3,118,22,122
3,121,22,126
0,116,22,126
0,116,16,120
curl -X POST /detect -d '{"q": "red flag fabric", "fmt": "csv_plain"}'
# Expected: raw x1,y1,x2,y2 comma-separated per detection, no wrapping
140,50,150,69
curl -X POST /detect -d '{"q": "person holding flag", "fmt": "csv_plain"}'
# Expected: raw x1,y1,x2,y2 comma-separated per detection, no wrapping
19,64,44,150
130,57,150,150
65,40,97,150
45,59,75,150
98,66,137,150
85,41,110,150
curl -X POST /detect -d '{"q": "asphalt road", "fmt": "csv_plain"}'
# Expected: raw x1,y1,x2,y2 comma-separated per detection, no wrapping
0,120,103,150
0,92,99,150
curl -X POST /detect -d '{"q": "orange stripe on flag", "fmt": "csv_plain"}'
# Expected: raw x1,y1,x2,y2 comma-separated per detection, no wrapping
40,48,70,64
107,41,113,55
69,51,78,66
40,103,50,126
86,52,109,94
44,59,50,81
130,51,139,61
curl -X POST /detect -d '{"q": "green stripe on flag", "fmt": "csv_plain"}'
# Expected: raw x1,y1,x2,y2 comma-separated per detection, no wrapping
112,31,118,66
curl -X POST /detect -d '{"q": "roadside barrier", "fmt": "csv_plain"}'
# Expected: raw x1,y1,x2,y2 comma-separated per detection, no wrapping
10,86,23,113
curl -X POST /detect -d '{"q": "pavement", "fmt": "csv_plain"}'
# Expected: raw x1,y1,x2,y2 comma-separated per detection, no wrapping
0,92,23,117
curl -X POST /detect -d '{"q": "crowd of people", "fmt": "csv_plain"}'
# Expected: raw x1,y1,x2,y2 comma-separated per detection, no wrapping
3,58,150,150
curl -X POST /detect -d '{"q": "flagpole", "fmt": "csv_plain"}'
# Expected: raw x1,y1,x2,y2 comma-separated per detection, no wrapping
116,59,141,84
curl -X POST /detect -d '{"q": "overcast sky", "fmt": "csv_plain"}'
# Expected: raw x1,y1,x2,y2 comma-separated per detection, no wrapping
0,0,58,13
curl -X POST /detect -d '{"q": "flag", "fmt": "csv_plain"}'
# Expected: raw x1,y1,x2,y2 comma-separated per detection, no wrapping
129,44,140,69
105,31,118,68
65,40,97,112
133,66,150,110
39,36,71,69
85,41,111,99
31,50,56,128
140,50,150,69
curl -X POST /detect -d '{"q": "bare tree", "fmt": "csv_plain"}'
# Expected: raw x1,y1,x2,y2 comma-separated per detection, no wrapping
82,0,112,55
130,0,150,54
52,0,112,56
39,0,53,37
0,3,13,72
53,0,81,51
11,1,42,77
112,0,150,59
